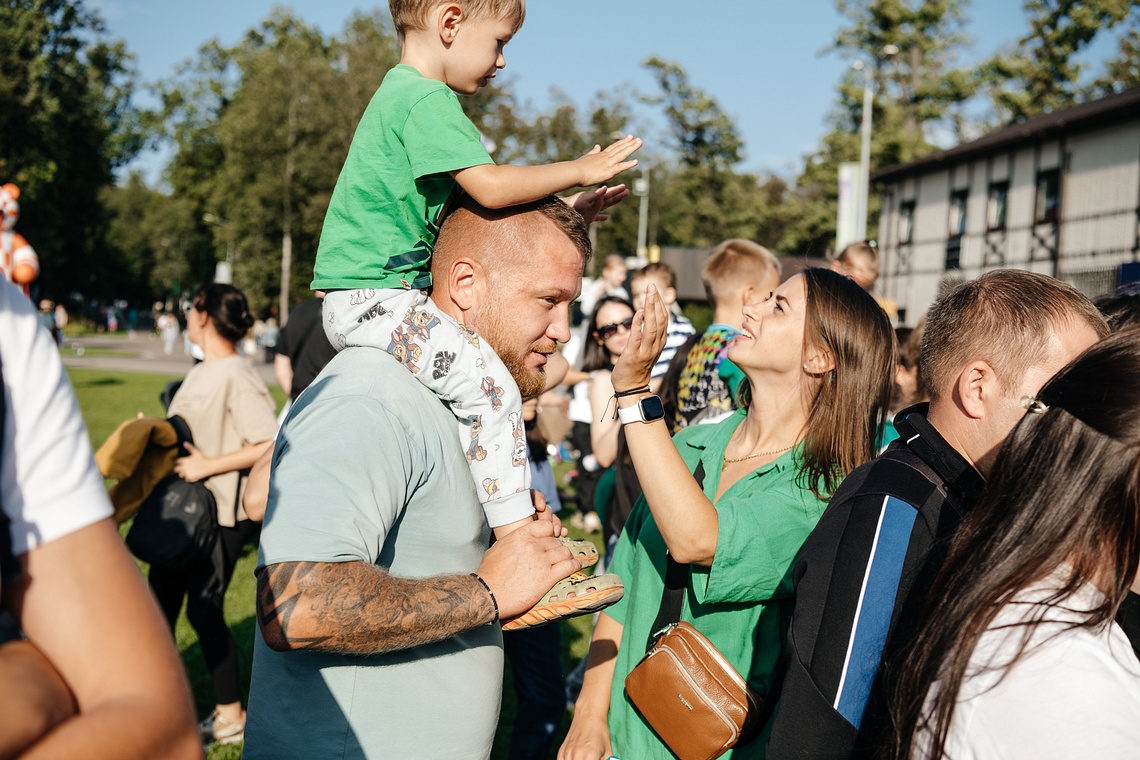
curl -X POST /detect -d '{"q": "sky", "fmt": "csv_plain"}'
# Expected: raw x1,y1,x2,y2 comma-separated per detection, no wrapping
94,1,1124,185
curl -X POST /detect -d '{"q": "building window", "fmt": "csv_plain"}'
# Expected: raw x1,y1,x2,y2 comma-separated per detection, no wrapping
1035,169,1060,223
898,200,915,244
987,181,1009,230
948,190,968,238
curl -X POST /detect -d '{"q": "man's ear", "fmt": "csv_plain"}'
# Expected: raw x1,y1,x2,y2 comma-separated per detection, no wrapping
438,4,463,43
955,360,997,420
446,257,479,317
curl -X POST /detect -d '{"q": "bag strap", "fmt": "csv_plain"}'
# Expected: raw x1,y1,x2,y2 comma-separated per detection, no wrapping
644,459,706,652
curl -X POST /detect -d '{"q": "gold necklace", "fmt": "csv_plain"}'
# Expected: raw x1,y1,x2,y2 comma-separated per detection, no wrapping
722,443,795,470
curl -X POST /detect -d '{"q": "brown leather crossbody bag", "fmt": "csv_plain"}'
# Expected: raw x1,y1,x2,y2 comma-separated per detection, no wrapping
623,461,768,760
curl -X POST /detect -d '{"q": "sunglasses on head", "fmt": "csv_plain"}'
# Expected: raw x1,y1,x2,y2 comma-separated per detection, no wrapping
597,316,634,340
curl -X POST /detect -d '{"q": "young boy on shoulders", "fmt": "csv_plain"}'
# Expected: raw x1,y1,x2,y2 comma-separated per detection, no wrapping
312,0,638,626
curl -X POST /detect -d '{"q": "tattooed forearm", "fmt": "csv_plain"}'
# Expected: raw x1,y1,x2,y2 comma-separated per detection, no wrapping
256,561,495,655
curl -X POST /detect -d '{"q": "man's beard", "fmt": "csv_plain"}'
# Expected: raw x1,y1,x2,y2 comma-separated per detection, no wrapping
476,309,553,399
499,338,555,399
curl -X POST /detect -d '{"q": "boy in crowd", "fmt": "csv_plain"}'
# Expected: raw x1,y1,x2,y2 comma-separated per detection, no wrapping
629,262,695,392
830,240,879,291
312,0,639,622
667,239,781,432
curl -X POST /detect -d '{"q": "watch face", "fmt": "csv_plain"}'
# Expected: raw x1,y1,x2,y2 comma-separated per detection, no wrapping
641,395,665,421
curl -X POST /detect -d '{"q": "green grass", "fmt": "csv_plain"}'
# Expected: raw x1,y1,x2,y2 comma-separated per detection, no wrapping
69,367,596,759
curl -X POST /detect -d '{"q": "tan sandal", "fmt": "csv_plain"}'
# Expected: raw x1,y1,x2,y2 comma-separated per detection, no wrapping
561,537,599,568
501,571,624,631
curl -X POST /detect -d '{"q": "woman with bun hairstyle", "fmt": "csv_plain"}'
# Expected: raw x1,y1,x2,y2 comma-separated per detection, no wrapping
150,283,278,746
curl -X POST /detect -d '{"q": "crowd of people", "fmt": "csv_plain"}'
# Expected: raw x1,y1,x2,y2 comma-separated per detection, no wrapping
7,1,1140,759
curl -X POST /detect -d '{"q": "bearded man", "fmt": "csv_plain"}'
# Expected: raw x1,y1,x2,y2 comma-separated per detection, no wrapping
244,196,588,759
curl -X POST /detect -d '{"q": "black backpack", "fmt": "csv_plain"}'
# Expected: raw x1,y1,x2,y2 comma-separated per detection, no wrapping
125,415,218,570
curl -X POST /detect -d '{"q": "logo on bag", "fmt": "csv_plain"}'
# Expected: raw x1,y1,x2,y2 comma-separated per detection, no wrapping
678,695,693,711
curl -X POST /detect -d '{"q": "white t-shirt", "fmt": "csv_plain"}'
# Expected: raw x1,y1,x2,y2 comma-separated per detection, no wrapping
1,281,111,557
918,572,1140,759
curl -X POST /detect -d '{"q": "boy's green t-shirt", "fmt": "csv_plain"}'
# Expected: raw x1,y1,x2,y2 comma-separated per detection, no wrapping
312,64,494,291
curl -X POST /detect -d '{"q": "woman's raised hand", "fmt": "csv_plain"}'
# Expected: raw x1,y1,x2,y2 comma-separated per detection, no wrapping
611,283,670,393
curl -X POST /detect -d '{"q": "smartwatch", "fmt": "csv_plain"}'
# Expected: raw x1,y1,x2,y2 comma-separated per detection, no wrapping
617,394,665,425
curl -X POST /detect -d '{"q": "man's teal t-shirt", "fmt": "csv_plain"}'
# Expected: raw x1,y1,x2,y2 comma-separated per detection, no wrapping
312,65,493,291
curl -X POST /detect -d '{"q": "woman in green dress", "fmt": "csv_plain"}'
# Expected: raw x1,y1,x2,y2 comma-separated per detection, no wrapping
559,268,895,760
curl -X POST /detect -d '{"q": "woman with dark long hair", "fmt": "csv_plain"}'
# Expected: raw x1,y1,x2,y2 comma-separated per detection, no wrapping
560,268,895,759
885,328,1140,759
152,283,278,747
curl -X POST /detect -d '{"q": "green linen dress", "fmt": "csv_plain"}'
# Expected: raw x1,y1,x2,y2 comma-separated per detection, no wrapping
604,409,827,759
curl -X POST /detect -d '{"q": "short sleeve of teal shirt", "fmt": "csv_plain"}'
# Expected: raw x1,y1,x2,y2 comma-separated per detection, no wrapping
602,411,828,759
313,65,493,291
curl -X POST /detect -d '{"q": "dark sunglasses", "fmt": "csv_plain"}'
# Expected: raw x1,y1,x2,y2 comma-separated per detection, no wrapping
596,316,634,340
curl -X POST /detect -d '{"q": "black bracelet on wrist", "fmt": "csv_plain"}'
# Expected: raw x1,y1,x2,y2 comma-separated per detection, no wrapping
613,385,651,398
470,573,499,623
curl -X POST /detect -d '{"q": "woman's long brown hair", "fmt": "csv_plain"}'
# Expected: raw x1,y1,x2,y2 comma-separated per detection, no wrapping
797,267,895,498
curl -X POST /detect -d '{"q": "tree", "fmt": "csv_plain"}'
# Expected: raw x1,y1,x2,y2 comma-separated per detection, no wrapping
779,0,976,256
101,174,211,305
1086,11,1140,97
0,0,144,300
981,0,1133,121
161,10,401,316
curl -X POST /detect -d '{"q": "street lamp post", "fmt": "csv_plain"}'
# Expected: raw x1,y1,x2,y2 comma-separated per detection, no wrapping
634,169,650,260
852,45,898,242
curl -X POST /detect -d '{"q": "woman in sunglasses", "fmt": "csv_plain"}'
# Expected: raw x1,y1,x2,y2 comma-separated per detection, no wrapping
560,270,895,760
582,296,637,480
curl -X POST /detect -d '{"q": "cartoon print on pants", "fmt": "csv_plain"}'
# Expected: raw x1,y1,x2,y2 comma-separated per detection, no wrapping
388,330,423,373
403,306,441,342
348,289,376,306
482,478,500,500
433,350,455,380
458,324,481,349
467,415,487,463
481,376,505,412
509,410,527,468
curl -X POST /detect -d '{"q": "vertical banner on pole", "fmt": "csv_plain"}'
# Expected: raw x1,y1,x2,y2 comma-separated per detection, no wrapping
836,162,860,253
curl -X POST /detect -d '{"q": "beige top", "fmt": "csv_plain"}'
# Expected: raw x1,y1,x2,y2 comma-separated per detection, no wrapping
167,355,278,526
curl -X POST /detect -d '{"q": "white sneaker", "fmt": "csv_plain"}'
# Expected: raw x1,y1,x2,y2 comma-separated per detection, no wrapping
198,711,245,746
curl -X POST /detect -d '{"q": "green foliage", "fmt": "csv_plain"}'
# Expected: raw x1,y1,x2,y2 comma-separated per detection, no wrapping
981,0,1133,121
780,0,977,256
0,0,144,301
1085,14,1140,97
102,173,212,303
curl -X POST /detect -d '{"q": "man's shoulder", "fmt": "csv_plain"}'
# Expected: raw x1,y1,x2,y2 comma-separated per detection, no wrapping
294,347,448,429
828,445,944,510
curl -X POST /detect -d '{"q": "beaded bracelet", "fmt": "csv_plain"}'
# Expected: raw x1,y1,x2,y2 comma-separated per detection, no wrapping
470,573,499,623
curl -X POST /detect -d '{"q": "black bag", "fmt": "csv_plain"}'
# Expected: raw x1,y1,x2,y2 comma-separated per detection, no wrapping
126,416,218,569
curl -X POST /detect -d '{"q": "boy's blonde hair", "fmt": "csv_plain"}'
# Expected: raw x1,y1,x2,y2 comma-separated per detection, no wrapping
701,239,780,307
631,262,678,291
389,0,526,39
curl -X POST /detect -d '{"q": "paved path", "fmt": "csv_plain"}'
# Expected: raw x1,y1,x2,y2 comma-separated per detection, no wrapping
60,332,280,387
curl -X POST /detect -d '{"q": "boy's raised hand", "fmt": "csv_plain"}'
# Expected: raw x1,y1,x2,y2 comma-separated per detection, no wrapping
565,183,632,224
575,135,641,187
